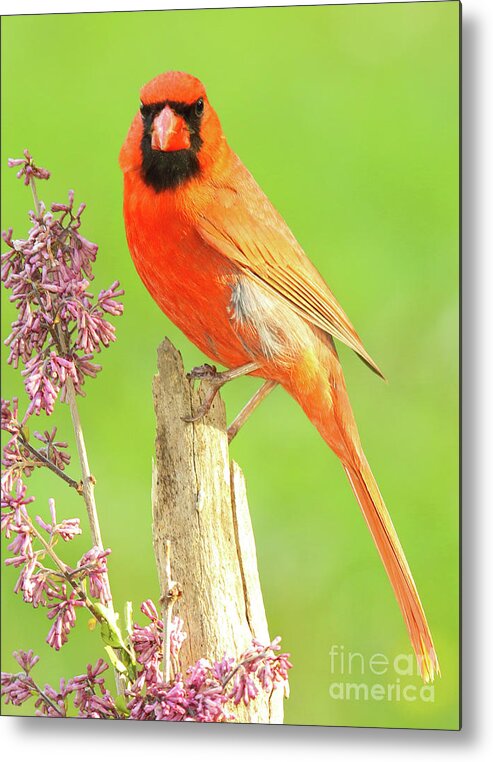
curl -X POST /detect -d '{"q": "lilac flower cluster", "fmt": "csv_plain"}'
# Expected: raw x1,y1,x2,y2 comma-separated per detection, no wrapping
2,152,124,417
2,398,34,492
1,476,111,650
125,600,292,722
1,651,119,718
1,604,292,721
77,547,112,606
1,396,76,515
1,155,120,652
9,150,51,185
35,428,71,471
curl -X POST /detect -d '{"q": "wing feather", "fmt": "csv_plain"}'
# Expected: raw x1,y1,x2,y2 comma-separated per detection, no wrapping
197,170,384,379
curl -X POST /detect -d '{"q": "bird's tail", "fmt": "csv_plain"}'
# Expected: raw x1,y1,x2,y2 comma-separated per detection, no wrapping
343,456,440,683
282,344,439,682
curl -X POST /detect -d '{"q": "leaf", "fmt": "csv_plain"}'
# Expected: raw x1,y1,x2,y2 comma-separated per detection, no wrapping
115,695,130,717
118,649,137,682
93,603,126,650
104,645,127,674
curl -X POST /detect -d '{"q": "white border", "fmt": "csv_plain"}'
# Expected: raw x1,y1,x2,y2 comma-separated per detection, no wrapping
0,0,456,16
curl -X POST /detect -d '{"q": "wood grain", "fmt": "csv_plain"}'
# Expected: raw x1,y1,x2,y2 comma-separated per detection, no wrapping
152,338,283,723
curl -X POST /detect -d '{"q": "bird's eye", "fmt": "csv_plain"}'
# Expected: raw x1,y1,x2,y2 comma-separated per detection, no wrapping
195,98,204,117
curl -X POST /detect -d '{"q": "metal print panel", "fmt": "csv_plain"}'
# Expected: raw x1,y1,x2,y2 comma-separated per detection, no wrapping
1,1,460,729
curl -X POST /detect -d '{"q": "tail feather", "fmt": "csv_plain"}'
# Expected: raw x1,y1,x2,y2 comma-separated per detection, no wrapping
345,458,440,682
281,338,439,682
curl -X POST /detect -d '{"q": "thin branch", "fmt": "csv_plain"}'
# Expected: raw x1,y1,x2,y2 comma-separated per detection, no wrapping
28,675,65,717
19,436,82,493
5,671,63,717
29,176,42,219
64,380,103,549
221,649,270,690
27,517,103,623
161,540,181,683
63,370,128,698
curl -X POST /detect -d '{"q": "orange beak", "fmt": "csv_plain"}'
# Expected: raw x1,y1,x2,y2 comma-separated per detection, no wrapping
151,105,191,152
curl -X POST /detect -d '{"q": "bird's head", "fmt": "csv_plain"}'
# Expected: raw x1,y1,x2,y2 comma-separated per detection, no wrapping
120,71,225,192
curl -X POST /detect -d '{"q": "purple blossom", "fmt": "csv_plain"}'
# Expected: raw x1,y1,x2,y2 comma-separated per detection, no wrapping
2,153,124,416
34,426,71,470
132,600,164,674
224,637,292,707
1,402,36,493
230,671,258,706
46,586,84,650
5,504,34,562
126,601,292,722
186,657,212,689
8,150,50,186
141,598,159,620
1,397,19,434
1,672,38,707
1,672,67,716
97,281,125,316
23,358,59,416
36,498,81,541
13,649,40,673
2,610,292,721
55,517,81,541
212,656,236,685
1,474,104,644
14,561,56,608
2,487,91,632
33,682,67,717
1,648,66,717
76,547,112,605
1,478,35,519
67,659,119,719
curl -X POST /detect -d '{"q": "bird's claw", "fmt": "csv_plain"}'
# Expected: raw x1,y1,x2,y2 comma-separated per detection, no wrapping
186,363,218,382
183,361,259,425
181,406,210,424
182,379,221,424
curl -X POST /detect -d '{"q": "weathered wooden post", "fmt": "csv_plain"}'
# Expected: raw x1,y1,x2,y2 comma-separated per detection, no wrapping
151,338,284,723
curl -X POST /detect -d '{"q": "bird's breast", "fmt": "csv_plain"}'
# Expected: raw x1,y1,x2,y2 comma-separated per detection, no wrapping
123,180,250,366
123,173,317,378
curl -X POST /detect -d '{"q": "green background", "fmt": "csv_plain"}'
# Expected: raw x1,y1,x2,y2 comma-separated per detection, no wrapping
1,2,459,728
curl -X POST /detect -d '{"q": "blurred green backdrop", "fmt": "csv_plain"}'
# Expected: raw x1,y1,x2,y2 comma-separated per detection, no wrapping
1,2,459,728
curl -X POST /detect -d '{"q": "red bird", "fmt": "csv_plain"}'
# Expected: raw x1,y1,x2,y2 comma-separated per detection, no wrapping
120,71,439,682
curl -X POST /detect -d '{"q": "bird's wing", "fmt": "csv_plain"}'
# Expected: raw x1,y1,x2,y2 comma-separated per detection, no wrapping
197,170,384,378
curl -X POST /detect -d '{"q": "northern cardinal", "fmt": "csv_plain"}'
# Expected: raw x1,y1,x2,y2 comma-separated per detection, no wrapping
120,71,439,682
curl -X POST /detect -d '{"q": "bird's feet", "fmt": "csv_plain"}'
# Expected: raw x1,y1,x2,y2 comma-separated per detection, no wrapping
182,361,261,425
186,363,218,383
182,364,224,423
